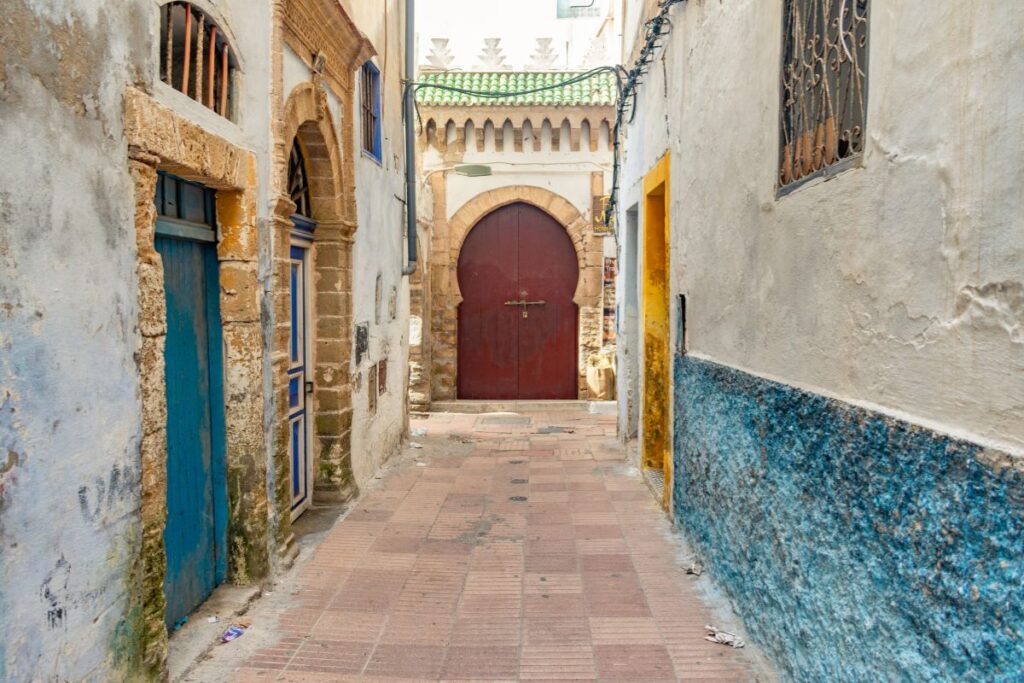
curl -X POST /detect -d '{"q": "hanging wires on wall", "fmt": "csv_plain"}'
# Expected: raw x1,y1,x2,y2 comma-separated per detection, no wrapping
603,0,686,229
407,67,623,131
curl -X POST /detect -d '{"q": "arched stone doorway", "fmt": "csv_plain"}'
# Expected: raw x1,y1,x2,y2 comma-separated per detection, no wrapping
273,83,356,539
429,186,604,401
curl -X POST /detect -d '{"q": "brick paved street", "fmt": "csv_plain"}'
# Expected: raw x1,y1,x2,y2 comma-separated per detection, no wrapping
186,409,767,682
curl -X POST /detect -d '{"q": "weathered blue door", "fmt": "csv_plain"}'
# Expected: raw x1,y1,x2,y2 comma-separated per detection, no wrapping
156,173,227,630
289,218,315,518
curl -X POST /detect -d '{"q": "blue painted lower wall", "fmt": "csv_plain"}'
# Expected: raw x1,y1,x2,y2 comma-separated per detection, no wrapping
672,355,1024,682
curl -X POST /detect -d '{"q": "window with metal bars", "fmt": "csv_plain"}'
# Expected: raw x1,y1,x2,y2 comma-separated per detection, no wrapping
160,2,238,121
778,0,869,192
288,138,312,218
360,61,382,161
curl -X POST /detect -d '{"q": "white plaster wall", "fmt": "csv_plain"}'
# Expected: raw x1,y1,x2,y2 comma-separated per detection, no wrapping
349,0,412,487
424,133,612,223
618,0,1024,452
0,2,273,677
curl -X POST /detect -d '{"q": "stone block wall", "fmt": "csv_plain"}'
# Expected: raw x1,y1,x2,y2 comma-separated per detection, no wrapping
672,355,1024,681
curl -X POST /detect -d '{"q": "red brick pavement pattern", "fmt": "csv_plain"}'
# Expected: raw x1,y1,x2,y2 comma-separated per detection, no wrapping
225,410,762,682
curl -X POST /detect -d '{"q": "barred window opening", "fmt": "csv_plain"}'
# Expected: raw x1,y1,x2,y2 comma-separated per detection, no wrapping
160,2,238,121
779,0,869,189
288,138,312,219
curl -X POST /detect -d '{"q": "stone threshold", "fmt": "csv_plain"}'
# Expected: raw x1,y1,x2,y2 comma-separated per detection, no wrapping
167,583,262,682
430,399,616,414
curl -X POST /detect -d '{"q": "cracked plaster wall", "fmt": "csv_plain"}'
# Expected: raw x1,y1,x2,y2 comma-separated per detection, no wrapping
346,0,412,487
0,1,149,679
617,0,1024,679
0,0,274,678
618,0,1024,453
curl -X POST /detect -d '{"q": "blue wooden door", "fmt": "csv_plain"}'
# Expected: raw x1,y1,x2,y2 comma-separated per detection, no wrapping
289,237,312,517
158,231,227,630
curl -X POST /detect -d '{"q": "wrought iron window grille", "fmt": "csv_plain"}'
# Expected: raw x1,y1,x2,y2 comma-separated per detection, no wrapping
778,0,869,194
160,2,238,121
288,138,313,218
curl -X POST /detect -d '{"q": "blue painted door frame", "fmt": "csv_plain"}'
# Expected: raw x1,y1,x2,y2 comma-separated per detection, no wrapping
289,215,316,519
156,173,228,630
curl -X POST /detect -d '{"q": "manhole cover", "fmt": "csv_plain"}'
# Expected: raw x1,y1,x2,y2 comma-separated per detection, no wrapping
507,459,525,464
509,496,528,502
510,478,528,484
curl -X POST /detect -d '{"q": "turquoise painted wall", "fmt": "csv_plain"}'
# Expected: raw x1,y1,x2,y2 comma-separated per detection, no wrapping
673,355,1024,682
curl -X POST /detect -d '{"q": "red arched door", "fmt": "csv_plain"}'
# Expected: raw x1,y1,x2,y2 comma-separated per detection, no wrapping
458,203,579,399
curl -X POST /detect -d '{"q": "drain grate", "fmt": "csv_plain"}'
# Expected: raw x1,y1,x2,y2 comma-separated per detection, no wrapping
481,416,532,425
507,459,526,464
644,469,666,499
537,426,575,434
510,478,528,484
509,496,528,502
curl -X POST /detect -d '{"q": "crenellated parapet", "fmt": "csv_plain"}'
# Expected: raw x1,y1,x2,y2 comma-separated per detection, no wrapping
419,107,613,154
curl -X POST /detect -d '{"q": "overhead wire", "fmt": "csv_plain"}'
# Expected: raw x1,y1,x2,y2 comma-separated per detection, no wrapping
406,67,623,132
403,1,687,231
603,0,686,229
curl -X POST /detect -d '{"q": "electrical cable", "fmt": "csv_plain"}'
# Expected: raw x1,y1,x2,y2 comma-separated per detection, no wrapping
603,0,686,228
402,3,690,233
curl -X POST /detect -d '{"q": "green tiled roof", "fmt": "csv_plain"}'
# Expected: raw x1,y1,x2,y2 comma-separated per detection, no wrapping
415,71,616,107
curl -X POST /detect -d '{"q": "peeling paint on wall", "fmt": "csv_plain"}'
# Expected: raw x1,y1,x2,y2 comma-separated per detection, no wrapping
673,355,1024,682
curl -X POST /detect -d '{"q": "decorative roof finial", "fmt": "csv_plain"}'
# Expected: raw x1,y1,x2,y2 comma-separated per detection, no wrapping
529,38,559,70
476,38,511,71
424,38,455,71
581,34,609,69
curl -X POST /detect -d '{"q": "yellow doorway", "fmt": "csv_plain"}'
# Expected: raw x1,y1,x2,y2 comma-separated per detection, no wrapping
642,154,671,504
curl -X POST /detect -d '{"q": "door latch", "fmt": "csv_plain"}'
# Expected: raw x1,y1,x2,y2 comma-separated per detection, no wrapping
503,300,546,318
305,380,315,395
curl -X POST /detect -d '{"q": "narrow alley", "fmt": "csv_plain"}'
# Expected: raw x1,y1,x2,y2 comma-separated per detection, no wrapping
184,408,765,682
3,0,1024,681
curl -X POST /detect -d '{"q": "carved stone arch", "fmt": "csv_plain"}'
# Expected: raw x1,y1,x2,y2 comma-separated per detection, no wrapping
279,81,346,223
521,118,535,152
447,186,599,307
481,119,496,152
500,118,515,152
425,118,438,148
271,80,357,546
434,186,604,400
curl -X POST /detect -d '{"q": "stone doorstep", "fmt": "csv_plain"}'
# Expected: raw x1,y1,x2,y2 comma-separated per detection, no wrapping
167,583,262,682
430,399,617,414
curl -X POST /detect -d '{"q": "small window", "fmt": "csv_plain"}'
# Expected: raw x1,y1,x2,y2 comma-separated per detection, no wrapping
360,61,382,160
155,172,216,227
154,172,217,241
160,2,238,120
778,0,869,191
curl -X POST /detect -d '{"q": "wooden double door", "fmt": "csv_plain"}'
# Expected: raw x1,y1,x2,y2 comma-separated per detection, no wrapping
457,203,579,400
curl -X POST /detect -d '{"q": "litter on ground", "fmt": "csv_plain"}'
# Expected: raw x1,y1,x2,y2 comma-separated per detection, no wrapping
705,625,745,648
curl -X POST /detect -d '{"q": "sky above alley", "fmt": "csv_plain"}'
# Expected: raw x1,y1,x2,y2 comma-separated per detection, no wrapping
416,0,615,71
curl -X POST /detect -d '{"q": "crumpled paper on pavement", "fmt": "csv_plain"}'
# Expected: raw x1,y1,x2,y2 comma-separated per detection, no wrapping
705,625,745,648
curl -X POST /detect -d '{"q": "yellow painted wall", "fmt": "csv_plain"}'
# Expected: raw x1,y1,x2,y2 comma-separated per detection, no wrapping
642,154,671,498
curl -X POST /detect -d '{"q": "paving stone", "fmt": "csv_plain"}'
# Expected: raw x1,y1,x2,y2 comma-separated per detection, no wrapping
192,408,762,682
